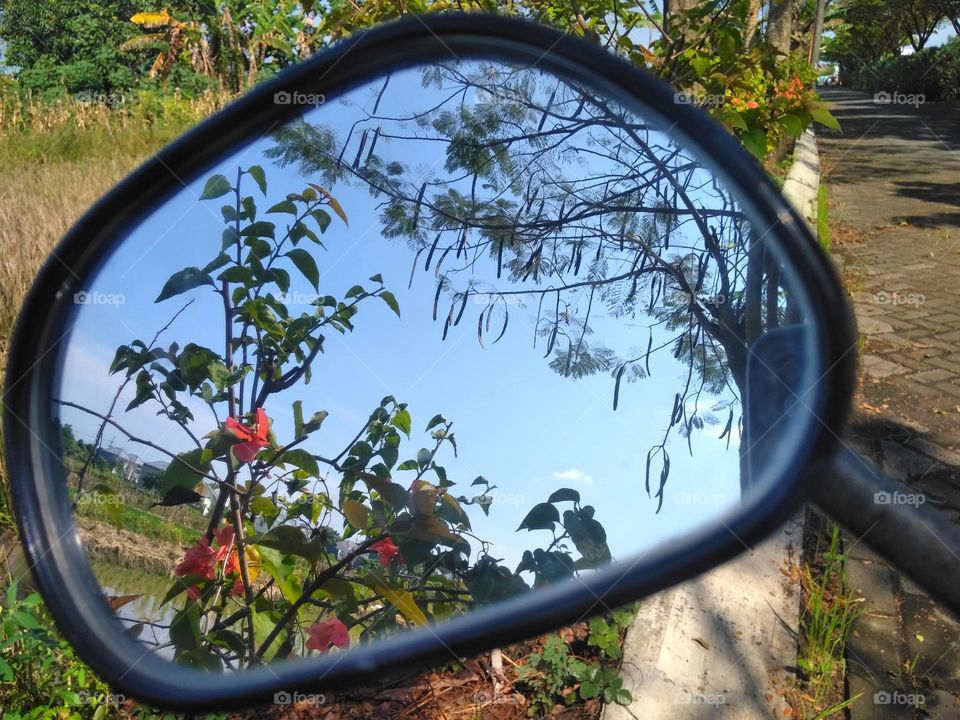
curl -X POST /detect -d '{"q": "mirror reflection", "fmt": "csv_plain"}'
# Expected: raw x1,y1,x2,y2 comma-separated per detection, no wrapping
53,59,815,668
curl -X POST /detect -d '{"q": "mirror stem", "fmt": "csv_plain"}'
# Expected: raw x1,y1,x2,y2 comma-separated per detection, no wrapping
816,447,960,617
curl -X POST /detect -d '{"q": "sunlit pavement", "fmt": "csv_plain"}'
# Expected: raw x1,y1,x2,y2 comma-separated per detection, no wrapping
820,88,960,720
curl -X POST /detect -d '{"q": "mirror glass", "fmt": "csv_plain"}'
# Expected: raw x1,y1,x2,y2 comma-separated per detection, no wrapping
52,57,818,668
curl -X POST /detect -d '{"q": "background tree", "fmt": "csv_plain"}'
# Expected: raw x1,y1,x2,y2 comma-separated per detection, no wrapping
0,0,152,97
265,62,803,499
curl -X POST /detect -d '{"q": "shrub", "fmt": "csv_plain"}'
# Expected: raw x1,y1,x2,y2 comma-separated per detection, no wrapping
856,37,960,101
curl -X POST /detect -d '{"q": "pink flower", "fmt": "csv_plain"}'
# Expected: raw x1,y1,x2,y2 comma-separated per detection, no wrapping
225,408,271,463
175,538,216,580
306,618,350,653
370,538,403,569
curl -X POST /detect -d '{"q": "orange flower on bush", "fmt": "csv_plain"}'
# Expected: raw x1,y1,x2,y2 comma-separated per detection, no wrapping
225,407,271,463
370,537,403,568
175,524,256,599
306,618,350,652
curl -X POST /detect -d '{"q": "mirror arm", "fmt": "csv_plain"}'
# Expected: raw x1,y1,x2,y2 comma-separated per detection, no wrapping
815,446,960,617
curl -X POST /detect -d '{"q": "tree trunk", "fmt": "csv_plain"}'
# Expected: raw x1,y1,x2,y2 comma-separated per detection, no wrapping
767,0,795,58
809,0,827,65
745,0,764,49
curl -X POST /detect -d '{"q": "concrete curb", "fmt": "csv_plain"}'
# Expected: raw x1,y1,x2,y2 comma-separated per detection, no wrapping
603,133,822,720
782,129,820,231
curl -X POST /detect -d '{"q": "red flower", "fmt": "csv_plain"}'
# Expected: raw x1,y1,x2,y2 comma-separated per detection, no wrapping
225,408,271,463
175,538,216,580
370,538,403,568
306,618,350,652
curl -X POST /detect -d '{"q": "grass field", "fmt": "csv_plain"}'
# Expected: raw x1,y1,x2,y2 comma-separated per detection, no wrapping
0,93,226,525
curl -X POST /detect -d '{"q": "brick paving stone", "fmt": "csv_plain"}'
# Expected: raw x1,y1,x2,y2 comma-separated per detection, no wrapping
821,89,960,720
909,368,956,384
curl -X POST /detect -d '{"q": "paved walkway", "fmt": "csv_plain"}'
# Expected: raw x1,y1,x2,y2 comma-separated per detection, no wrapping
819,89,960,719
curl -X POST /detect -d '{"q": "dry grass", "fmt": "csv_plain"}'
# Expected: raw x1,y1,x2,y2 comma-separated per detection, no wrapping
0,93,229,362
0,93,228,521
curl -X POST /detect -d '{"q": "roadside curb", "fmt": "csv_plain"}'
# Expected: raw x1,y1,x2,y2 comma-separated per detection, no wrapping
782,128,820,231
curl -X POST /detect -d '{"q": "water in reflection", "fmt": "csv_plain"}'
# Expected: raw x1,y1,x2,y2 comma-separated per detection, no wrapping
54,59,813,669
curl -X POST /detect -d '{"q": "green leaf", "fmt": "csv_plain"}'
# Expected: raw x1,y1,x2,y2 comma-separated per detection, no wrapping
251,526,327,563
416,448,432,470
240,221,276,239
379,290,401,318
202,252,231,274
285,249,320,291
199,174,232,200
779,113,804,138
741,128,767,159
292,400,305,439
311,209,331,233
719,109,748,131
170,603,202,652
426,414,446,431
267,200,298,215
160,449,210,496
155,267,215,303
517,502,560,532
160,575,206,606
809,104,841,131
390,408,412,437
303,410,329,434
547,488,580,504
247,165,267,195
250,496,279,523
256,546,300,603
277,448,319,478
364,579,427,625
155,486,204,507
342,499,371,529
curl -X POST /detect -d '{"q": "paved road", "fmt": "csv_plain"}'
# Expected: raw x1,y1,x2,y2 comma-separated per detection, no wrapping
819,89,960,719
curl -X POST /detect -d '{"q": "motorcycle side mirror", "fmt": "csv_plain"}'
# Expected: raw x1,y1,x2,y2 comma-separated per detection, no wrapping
2,15,857,711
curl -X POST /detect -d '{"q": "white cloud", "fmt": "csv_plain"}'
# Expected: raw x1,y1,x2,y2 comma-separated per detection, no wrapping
552,468,593,485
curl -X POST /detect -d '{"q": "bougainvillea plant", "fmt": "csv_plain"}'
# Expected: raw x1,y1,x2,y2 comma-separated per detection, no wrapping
95,166,613,669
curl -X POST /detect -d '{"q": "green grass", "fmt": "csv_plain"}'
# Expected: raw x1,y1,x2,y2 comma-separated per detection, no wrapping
798,524,864,712
817,183,831,251
69,488,200,547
